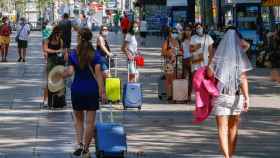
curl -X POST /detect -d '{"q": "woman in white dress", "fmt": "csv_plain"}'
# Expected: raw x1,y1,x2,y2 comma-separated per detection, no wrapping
208,27,252,158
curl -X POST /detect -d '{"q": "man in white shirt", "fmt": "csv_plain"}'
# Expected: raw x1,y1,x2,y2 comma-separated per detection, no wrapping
190,23,214,72
17,17,30,62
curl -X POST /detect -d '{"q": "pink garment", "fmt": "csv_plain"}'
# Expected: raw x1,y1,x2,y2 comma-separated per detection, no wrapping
192,67,219,124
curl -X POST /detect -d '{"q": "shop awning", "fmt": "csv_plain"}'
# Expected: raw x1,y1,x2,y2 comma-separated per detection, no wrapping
262,0,280,6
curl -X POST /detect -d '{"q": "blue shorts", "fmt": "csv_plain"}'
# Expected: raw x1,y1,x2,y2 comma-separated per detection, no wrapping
99,55,109,72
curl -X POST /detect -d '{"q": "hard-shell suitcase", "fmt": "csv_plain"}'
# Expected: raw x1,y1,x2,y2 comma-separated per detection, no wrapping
122,60,143,110
172,79,188,101
172,55,188,102
105,55,121,103
95,105,127,158
123,83,142,110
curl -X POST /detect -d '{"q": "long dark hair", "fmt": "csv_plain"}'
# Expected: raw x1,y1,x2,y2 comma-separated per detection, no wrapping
128,21,137,35
77,28,95,70
48,26,61,42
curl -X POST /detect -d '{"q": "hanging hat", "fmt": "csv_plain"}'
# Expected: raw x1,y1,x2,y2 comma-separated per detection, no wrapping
48,65,65,93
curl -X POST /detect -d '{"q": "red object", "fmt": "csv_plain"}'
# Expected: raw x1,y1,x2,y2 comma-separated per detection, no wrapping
0,24,11,36
121,16,130,30
135,55,144,67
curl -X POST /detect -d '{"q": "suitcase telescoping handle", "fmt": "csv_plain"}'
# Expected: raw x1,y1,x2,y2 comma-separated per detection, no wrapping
109,54,118,77
127,59,137,82
99,103,114,123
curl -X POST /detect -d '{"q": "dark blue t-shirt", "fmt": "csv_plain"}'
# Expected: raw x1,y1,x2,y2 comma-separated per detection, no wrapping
69,50,101,95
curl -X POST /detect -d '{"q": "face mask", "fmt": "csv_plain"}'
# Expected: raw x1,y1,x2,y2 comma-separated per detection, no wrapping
172,33,178,39
102,31,108,36
196,28,203,35
133,27,139,33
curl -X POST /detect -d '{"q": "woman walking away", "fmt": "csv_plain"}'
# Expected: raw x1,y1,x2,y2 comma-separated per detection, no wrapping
62,28,105,158
122,21,140,82
182,24,193,102
0,17,12,62
17,17,30,62
161,27,179,100
208,27,252,158
96,25,113,79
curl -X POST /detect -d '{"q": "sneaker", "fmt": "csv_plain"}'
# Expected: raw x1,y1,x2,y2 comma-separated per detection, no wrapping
73,143,83,156
22,59,26,62
82,150,91,158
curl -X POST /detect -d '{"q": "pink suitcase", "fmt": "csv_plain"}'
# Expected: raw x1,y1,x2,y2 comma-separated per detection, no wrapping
172,79,189,102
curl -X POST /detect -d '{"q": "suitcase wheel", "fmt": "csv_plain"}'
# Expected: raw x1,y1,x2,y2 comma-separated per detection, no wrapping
96,151,104,158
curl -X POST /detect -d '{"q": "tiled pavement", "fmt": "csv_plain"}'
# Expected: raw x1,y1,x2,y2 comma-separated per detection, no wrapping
0,31,279,158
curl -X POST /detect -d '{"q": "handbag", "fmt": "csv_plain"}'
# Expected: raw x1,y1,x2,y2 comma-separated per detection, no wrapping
134,54,144,67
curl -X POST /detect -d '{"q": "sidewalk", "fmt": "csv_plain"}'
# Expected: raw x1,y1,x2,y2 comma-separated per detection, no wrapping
0,31,279,158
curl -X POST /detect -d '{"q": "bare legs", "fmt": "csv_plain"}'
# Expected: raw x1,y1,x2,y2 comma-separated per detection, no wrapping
18,48,27,62
1,44,9,62
165,73,174,100
74,110,96,152
216,115,240,158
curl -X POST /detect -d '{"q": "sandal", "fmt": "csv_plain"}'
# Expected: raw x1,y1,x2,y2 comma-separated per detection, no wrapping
82,150,91,158
73,143,83,156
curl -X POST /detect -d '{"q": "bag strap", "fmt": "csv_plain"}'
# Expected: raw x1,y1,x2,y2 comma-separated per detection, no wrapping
201,35,207,55
17,24,25,37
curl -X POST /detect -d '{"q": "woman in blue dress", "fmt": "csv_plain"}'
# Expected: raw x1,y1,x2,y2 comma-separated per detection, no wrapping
63,28,105,158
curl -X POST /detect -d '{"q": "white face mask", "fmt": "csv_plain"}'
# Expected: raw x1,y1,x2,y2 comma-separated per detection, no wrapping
196,28,204,36
102,31,108,36
172,33,178,39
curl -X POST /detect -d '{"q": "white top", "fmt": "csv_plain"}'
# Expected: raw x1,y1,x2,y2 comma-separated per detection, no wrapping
190,34,214,71
182,39,191,59
125,34,138,55
140,20,147,32
17,24,30,41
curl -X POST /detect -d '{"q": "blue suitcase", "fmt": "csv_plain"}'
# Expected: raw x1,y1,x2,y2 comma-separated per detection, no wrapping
95,108,127,158
122,82,143,110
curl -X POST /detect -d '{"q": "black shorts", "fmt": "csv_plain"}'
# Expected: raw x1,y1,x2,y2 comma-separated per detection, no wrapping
18,40,28,48
140,32,147,38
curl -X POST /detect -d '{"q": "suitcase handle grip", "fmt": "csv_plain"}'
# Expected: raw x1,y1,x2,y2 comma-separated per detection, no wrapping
99,103,114,123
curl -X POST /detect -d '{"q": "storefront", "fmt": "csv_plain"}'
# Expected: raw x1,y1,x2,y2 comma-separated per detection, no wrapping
224,0,262,45
139,0,194,31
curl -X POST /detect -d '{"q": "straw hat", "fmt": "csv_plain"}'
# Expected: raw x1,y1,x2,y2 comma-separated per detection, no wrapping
48,65,65,93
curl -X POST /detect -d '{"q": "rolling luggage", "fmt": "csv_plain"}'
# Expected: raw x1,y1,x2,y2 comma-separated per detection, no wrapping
95,105,127,158
122,61,143,110
48,89,66,108
172,55,189,102
158,57,167,100
105,55,121,103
